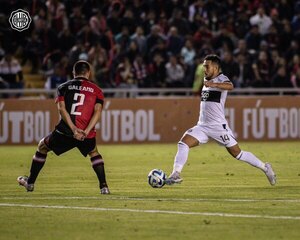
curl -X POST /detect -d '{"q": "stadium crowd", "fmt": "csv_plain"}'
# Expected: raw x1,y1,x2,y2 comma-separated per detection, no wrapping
0,0,300,96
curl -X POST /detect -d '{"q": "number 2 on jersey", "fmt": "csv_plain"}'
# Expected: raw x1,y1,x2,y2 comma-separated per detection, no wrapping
70,93,85,115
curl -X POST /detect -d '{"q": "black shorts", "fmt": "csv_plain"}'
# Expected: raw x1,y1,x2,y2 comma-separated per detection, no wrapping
44,130,96,157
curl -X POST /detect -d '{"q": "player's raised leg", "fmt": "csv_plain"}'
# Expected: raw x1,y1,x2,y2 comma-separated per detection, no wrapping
227,144,276,185
17,138,49,191
89,147,110,194
165,134,199,185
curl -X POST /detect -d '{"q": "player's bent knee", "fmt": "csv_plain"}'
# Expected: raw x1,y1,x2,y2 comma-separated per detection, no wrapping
226,144,241,158
90,154,104,167
37,138,50,154
178,141,189,147
88,149,101,158
235,150,243,160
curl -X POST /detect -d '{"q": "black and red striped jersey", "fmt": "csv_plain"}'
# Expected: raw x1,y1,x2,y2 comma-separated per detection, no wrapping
55,77,104,138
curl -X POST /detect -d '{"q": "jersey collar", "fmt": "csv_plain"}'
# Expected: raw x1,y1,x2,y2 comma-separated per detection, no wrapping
74,76,89,81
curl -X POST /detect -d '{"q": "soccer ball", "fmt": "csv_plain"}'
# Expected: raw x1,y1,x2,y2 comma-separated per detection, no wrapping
147,169,166,188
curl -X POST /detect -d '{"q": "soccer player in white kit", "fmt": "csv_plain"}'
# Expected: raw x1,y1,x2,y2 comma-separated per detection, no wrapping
165,54,276,186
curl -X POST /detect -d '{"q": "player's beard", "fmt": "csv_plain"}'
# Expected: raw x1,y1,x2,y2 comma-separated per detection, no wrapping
204,73,212,80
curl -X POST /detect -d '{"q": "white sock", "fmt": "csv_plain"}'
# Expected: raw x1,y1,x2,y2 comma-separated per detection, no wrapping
172,141,190,174
236,150,266,171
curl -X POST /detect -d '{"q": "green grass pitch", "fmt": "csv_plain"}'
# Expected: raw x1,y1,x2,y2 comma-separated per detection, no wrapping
1,142,300,240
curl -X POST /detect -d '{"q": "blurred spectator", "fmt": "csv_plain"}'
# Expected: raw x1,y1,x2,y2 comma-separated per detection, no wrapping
89,9,107,36
51,5,68,33
149,38,168,64
69,5,86,35
259,40,270,55
121,8,136,35
245,25,262,52
181,38,196,66
131,26,147,57
233,39,251,61
235,53,253,88
193,25,213,50
165,54,185,88
221,51,240,87
251,50,271,88
46,0,65,20
33,7,47,30
132,54,147,88
125,41,139,64
115,26,131,51
249,6,272,35
130,0,147,21
107,9,121,35
167,26,184,56
76,24,98,49
108,44,122,83
0,42,4,61
285,40,300,63
181,38,196,87
234,11,251,39
208,10,221,33
212,25,235,52
142,10,157,36
115,56,135,88
290,68,300,94
270,49,282,76
265,24,280,50
58,27,75,54
88,42,107,65
0,76,9,98
36,19,59,55
44,63,67,90
22,31,44,73
168,8,190,36
68,40,88,68
93,53,111,89
146,25,166,57
288,54,300,78
147,53,166,88
0,52,24,97
99,28,114,52
277,0,294,21
279,19,294,54
198,42,214,58
188,0,208,24
271,66,292,88
157,12,169,35
291,5,300,40
269,8,281,31
114,56,138,98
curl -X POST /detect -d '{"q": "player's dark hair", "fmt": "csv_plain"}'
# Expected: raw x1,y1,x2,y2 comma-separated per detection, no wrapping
73,60,91,75
204,54,221,67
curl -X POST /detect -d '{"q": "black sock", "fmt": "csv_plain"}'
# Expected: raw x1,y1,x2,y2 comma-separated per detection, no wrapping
27,151,47,184
91,155,108,189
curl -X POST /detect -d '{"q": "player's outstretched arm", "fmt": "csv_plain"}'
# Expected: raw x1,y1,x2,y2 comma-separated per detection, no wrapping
204,81,234,90
84,103,103,137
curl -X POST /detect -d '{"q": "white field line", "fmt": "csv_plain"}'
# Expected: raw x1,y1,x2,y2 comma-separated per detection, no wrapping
2,196,300,203
0,203,300,220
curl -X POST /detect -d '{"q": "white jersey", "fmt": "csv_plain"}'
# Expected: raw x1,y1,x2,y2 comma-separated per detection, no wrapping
198,73,230,125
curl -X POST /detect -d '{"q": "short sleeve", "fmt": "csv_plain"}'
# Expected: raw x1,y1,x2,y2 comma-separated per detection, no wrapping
96,88,104,105
219,74,231,83
55,84,65,103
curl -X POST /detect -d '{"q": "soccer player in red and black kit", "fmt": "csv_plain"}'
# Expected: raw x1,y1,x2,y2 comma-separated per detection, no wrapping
17,60,110,194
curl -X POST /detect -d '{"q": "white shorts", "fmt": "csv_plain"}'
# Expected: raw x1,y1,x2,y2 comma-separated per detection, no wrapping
183,123,237,147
